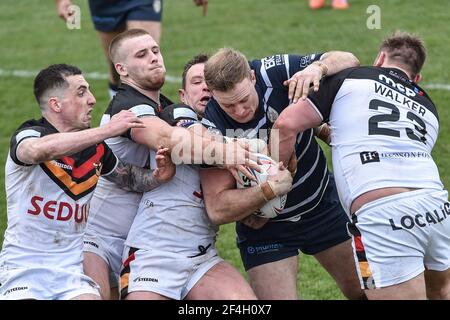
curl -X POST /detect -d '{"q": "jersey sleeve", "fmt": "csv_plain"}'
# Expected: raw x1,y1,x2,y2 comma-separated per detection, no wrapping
307,67,355,122
9,125,51,166
99,142,119,176
159,103,200,128
108,102,158,140
250,53,323,88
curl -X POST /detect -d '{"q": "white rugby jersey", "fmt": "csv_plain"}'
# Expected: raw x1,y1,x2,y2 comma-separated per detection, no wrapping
126,104,218,256
87,84,173,239
0,118,117,271
308,67,444,214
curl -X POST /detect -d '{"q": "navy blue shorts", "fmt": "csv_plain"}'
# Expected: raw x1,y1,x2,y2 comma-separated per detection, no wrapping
237,174,351,271
88,0,163,32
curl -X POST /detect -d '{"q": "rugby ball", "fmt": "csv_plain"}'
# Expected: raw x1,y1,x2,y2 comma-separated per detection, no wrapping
236,154,287,218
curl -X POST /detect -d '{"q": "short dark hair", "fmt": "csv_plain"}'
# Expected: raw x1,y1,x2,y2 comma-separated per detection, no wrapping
380,31,426,78
181,53,209,89
109,28,150,63
33,63,82,107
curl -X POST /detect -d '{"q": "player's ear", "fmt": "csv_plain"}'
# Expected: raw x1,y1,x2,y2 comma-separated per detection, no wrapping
179,88,187,103
48,97,62,113
250,70,256,84
373,51,385,67
115,62,127,76
413,73,422,84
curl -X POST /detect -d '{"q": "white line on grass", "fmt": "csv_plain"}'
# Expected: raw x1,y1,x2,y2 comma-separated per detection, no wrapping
0,68,182,84
1,68,449,91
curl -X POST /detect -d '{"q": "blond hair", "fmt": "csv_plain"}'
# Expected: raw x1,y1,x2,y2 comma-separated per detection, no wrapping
204,48,251,92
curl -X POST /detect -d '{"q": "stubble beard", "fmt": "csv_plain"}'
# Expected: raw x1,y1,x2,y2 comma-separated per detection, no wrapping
145,69,166,91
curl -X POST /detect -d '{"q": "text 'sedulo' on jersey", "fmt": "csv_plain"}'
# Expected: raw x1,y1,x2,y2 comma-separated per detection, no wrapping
1,118,117,271
308,66,444,214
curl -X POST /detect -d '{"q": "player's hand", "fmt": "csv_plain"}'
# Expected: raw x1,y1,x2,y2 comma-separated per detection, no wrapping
106,110,146,136
192,0,208,16
153,146,176,183
267,162,293,196
236,137,267,154
220,140,261,183
240,215,269,230
56,0,75,21
283,62,324,103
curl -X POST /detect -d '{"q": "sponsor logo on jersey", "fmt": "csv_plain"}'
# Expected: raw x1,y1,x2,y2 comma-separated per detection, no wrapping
299,55,312,68
388,70,424,95
360,151,380,164
51,161,73,170
378,74,416,97
379,151,431,159
176,119,197,128
389,202,450,230
27,195,89,223
263,55,285,70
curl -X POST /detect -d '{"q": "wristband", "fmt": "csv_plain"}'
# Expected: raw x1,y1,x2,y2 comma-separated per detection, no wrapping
260,181,277,201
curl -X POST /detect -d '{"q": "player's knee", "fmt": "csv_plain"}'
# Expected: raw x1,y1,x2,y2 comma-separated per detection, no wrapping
228,289,258,300
427,284,450,300
341,284,366,300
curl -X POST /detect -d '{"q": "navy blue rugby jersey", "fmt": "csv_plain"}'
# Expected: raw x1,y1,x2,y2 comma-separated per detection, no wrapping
203,53,331,222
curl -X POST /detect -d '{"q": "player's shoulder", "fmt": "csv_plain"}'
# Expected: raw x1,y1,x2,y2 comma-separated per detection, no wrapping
12,118,57,140
159,103,199,127
106,83,159,115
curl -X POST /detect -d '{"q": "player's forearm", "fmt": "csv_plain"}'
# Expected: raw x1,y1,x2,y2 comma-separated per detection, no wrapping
271,120,298,166
20,126,115,164
133,122,226,166
103,159,161,193
206,186,267,225
320,51,360,76
169,126,228,166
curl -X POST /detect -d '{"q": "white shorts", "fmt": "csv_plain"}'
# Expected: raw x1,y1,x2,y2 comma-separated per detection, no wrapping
0,266,100,300
83,233,124,287
83,178,141,287
120,246,223,300
348,188,450,289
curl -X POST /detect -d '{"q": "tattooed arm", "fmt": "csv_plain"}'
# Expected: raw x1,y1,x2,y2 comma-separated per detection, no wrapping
104,147,176,192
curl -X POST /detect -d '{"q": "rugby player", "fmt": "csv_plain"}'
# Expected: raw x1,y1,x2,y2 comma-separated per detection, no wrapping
56,0,208,97
272,31,450,299
83,29,259,299
201,48,365,299
0,63,173,300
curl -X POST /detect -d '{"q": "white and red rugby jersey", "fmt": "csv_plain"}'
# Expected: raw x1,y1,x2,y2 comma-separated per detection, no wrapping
1,118,118,271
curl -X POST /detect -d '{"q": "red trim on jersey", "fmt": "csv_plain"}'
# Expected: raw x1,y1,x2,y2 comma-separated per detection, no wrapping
61,144,105,178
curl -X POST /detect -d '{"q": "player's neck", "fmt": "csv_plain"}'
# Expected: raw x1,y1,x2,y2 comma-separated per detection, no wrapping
122,80,160,104
42,114,76,133
381,63,412,81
